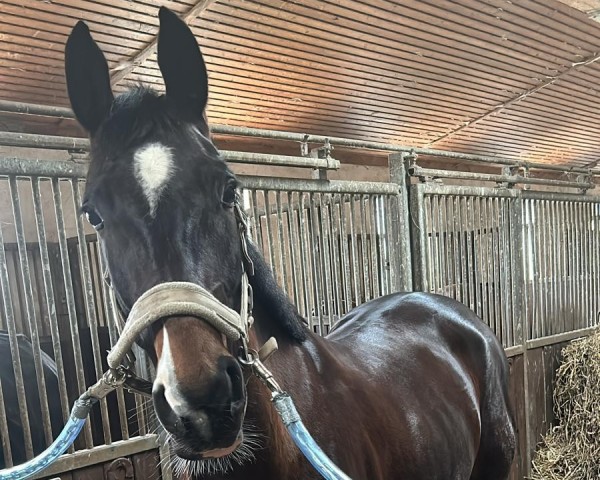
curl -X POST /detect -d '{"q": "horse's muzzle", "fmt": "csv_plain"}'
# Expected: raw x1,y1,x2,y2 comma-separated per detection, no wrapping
152,353,246,456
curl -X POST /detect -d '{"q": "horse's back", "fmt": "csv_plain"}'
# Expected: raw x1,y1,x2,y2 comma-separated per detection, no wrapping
327,292,515,479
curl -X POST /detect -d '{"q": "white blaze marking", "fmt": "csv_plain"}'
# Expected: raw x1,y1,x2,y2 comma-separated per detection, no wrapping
133,143,174,216
155,328,187,414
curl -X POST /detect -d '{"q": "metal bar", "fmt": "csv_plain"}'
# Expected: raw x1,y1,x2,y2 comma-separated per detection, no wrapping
410,165,595,189
309,193,324,333
319,194,334,330
388,153,412,292
0,381,13,467
8,176,54,446
51,178,93,446
275,192,288,295
0,100,597,175
249,190,264,252
262,191,277,275
330,194,343,318
71,181,112,445
0,204,34,459
298,193,313,319
286,192,301,309
430,195,440,294
491,198,501,341
239,176,400,195
339,194,352,312
409,184,428,291
222,151,339,170
368,196,380,297
29,435,160,480
466,196,475,312
452,195,463,304
31,178,71,429
0,157,87,179
359,195,371,301
348,195,361,305
99,248,130,441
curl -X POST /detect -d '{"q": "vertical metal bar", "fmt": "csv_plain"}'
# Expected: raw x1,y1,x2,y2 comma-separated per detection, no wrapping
489,198,500,340
451,196,462,303
72,180,112,444
0,380,13,467
409,184,428,292
321,194,336,324
318,194,333,332
8,176,54,446
330,195,344,319
263,191,276,275
383,195,395,294
502,198,513,347
359,195,371,301
559,201,567,334
509,193,530,478
286,192,301,308
538,200,548,337
368,196,380,298
583,202,591,327
99,251,130,441
480,198,489,327
349,195,361,302
297,193,312,319
0,201,34,459
250,190,263,252
551,201,560,334
275,191,289,295
566,202,575,333
592,201,599,328
429,195,439,294
309,193,324,333
521,198,531,341
466,196,476,311
31,179,70,426
339,194,353,311
51,178,93,446
397,159,413,292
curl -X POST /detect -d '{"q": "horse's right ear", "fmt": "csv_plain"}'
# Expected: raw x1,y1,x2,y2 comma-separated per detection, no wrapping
65,21,114,135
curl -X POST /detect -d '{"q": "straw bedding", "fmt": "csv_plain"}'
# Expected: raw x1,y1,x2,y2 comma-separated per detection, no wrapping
531,329,600,479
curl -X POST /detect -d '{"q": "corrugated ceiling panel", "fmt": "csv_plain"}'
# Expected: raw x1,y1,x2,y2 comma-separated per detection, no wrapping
1,0,600,169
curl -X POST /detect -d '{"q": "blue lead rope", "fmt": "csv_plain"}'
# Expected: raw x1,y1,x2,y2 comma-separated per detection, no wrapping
0,397,96,480
273,393,351,480
0,391,351,480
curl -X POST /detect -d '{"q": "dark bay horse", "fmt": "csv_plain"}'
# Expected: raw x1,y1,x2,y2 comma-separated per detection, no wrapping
64,8,515,479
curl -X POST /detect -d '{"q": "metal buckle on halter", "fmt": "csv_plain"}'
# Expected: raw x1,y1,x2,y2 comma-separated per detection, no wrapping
234,202,255,276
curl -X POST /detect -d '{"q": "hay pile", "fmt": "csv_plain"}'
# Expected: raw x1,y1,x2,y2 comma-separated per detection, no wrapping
531,330,600,479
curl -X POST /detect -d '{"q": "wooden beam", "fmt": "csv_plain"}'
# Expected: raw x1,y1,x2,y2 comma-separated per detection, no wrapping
110,0,218,86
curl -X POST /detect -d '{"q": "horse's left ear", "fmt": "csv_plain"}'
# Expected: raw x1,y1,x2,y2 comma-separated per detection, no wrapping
157,7,209,119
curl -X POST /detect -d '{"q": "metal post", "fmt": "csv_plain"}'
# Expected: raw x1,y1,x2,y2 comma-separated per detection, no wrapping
388,153,413,292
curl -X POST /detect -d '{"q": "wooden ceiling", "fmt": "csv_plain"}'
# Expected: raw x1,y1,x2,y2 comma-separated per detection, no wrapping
1,0,600,171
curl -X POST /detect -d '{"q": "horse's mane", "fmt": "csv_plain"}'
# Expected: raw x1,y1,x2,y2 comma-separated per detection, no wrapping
247,242,307,343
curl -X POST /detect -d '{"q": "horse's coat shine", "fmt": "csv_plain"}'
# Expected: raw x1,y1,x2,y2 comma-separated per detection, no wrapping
133,142,174,216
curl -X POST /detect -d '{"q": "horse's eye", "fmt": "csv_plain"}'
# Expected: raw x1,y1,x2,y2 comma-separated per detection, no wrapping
83,207,104,231
222,181,237,208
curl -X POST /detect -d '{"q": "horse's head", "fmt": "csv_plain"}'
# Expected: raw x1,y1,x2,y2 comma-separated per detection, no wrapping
65,8,249,462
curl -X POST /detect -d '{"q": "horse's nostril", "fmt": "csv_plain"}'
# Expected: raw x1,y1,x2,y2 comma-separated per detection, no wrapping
152,383,182,435
225,360,244,406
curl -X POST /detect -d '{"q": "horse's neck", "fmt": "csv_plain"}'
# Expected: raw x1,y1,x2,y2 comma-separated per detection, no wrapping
237,303,331,478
